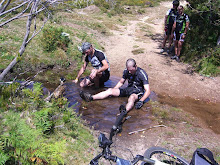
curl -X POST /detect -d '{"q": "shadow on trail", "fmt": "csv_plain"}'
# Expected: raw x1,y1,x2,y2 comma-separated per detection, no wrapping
146,33,164,44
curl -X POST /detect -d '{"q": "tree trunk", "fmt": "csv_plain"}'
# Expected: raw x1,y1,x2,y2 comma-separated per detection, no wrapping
0,6,33,81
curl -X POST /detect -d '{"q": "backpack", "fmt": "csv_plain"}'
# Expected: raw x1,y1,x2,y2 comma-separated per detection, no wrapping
190,148,219,165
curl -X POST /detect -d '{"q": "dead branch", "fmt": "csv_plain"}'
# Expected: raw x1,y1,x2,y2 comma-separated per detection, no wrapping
44,81,65,102
0,0,11,13
0,0,56,81
0,0,30,17
128,125,167,135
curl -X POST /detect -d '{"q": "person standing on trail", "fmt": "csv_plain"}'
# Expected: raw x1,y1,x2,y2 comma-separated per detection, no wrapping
72,42,110,88
79,58,151,113
160,0,179,54
171,5,190,61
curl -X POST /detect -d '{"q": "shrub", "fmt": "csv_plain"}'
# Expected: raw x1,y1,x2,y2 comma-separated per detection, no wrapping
181,0,220,76
41,26,71,52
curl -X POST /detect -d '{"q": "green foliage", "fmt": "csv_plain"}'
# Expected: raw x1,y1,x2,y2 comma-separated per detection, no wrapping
22,82,44,108
0,82,95,164
94,0,110,9
0,83,19,112
181,0,220,76
34,108,53,133
41,25,72,52
1,111,43,164
33,141,66,164
196,47,220,76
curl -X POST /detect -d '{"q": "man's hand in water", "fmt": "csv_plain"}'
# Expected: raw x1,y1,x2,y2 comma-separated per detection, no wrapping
72,78,78,83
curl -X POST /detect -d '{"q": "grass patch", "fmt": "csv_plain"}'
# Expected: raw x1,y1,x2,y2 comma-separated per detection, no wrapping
132,48,145,55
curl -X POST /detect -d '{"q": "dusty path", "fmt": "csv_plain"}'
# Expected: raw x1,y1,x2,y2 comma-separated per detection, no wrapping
99,1,220,103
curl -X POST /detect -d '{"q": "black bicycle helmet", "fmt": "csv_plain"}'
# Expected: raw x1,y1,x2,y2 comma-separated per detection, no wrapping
172,0,179,6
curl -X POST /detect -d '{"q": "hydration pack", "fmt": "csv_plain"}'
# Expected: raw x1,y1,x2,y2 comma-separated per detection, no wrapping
190,148,219,165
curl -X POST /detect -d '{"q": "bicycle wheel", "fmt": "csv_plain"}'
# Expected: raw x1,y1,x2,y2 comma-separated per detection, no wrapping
141,146,189,165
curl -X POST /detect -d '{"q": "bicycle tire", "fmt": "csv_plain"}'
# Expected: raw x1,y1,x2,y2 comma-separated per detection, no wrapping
141,146,189,165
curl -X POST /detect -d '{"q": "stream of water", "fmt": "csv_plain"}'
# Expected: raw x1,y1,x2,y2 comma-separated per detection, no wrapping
62,76,220,134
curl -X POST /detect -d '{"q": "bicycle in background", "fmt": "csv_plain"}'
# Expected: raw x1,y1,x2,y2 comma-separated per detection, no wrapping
90,110,189,165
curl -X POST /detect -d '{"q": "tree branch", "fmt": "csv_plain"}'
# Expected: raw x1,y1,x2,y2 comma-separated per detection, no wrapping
0,0,11,13
0,0,29,17
0,0,32,27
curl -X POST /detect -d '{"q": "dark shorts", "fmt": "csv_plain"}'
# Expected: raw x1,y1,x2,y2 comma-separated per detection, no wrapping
119,87,144,99
86,71,110,86
174,32,184,42
99,71,110,86
165,24,173,36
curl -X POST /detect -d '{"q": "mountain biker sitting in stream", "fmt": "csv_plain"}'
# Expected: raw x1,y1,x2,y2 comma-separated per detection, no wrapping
72,42,110,88
80,58,151,113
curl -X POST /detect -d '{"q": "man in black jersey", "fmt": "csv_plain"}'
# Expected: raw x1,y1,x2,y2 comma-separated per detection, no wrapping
160,0,179,54
80,58,151,112
73,42,110,88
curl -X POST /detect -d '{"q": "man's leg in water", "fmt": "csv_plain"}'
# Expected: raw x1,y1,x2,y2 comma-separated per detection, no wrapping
92,88,120,100
125,93,138,112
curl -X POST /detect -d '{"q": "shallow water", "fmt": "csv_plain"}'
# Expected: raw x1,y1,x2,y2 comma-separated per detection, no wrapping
64,76,154,133
158,94,220,134
63,76,220,134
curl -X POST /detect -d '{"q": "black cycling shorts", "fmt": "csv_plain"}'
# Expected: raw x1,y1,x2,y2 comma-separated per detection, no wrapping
119,87,144,99
165,24,173,36
99,71,110,86
86,70,110,86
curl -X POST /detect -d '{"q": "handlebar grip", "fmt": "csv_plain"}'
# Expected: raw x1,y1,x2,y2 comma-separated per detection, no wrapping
113,110,127,130
143,157,155,164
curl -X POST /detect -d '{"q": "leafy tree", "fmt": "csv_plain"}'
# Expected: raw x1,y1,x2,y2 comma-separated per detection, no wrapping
182,0,220,76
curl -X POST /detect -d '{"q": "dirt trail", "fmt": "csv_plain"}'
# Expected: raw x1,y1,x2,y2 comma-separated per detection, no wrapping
99,1,220,103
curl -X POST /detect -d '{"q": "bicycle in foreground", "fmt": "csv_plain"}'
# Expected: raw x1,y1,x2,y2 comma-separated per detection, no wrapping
90,110,189,165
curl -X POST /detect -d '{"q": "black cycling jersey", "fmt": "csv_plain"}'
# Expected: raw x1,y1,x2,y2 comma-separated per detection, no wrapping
85,49,110,73
175,13,189,34
166,8,178,26
122,67,149,92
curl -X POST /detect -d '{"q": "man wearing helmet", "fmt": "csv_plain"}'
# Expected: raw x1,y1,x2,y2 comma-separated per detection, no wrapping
160,0,179,54
171,5,190,61
73,42,110,88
